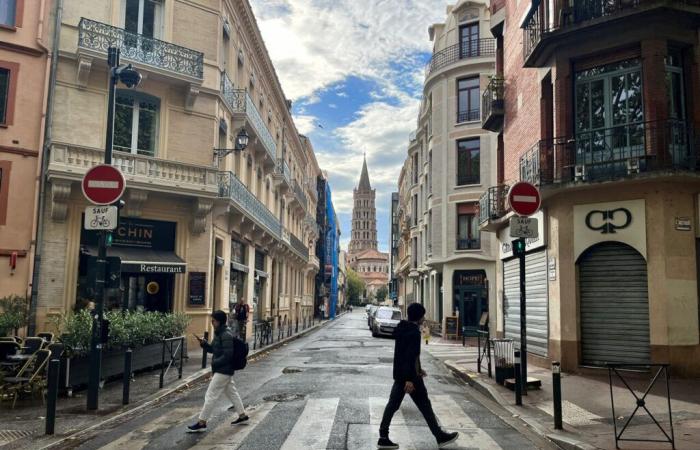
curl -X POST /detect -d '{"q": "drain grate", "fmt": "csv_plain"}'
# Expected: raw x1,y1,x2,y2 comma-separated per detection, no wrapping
0,430,33,446
282,367,304,374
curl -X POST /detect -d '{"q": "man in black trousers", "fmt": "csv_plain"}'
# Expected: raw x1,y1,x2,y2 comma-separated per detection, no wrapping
377,303,459,449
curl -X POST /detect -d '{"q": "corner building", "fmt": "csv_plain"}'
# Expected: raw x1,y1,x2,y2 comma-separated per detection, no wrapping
481,0,700,375
396,0,498,337
36,0,325,346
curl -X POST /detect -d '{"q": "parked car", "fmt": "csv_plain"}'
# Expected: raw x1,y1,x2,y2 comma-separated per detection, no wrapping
367,305,378,329
371,307,402,338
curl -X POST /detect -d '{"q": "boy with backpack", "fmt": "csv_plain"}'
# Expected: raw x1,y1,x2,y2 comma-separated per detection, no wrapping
233,298,250,340
187,310,249,433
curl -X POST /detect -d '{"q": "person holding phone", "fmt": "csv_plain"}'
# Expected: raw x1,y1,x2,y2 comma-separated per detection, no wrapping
187,310,248,433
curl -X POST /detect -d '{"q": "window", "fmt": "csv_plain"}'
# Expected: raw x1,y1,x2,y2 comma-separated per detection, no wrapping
666,49,685,121
456,138,480,185
114,91,159,156
457,204,480,250
0,68,8,125
231,240,246,264
124,0,162,38
0,0,15,27
460,23,479,58
457,77,480,122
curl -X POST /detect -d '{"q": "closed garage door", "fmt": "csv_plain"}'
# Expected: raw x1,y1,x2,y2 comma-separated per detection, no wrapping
503,250,548,357
579,242,650,366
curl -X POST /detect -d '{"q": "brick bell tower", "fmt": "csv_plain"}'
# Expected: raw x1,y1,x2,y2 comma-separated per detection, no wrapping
349,154,378,254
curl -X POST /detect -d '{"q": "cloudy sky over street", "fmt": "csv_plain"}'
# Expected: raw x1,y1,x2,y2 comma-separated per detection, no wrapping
250,0,449,252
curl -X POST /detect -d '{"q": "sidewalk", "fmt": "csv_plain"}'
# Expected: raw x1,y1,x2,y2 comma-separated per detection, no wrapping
0,315,341,450
424,337,700,450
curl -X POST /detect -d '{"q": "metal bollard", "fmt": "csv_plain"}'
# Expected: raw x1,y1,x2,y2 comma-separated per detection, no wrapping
552,361,563,429
201,331,209,369
123,349,132,405
45,359,60,435
514,349,522,406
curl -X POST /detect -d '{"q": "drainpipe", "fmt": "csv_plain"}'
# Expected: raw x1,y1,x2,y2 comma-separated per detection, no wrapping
28,0,63,335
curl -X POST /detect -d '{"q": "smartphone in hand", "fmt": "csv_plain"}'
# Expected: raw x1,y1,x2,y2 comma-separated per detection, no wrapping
193,334,202,342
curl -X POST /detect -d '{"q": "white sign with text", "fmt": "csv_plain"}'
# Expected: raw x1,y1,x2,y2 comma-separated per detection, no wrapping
509,216,539,239
84,205,118,231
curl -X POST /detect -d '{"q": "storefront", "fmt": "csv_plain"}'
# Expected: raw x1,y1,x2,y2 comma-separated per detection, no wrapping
78,217,185,313
229,239,248,311
254,249,267,321
453,270,488,336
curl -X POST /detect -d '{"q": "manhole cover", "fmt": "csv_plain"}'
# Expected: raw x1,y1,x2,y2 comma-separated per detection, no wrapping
0,430,33,446
282,367,304,374
263,393,306,402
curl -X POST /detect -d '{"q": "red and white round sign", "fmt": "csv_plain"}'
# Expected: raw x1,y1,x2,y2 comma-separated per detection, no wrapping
82,164,126,206
508,181,541,216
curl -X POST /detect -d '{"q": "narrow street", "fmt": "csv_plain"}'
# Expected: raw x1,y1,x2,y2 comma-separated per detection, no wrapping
67,312,556,450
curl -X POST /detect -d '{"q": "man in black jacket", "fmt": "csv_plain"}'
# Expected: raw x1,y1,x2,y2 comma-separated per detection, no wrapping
377,303,459,449
187,310,249,433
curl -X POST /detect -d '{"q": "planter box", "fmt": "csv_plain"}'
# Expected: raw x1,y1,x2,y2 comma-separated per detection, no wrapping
59,339,188,390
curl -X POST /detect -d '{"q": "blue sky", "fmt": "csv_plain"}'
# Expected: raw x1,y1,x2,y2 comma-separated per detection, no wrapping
249,0,450,252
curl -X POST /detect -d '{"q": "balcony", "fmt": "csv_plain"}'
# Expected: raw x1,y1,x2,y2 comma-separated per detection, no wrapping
519,120,700,186
273,159,292,193
290,233,309,261
77,18,203,81
522,1,700,67
220,74,277,164
218,171,281,238
304,213,320,239
293,179,308,211
479,184,510,226
425,39,495,79
456,238,481,251
307,255,320,271
47,143,219,197
482,77,505,132
457,109,480,124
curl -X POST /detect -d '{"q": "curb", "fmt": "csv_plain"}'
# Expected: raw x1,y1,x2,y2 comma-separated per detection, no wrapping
40,316,339,450
443,361,600,450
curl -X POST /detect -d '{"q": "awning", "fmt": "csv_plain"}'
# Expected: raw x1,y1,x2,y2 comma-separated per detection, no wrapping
231,261,249,273
82,246,186,274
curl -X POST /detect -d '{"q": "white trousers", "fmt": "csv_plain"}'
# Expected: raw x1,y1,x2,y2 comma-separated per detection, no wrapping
198,372,246,422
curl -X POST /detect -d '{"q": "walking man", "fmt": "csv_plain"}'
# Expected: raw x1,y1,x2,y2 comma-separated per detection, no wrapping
187,310,249,433
233,298,250,341
377,303,459,449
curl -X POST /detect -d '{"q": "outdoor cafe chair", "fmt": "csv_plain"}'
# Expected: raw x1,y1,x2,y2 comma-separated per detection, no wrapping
37,332,54,343
0,349,51,408
0,341,22,374
21,337,46,355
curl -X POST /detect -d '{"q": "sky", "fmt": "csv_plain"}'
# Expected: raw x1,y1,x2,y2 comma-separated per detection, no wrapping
249,0,450,253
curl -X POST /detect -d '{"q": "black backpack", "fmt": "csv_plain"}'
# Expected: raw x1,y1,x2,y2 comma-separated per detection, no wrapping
231,336,248,371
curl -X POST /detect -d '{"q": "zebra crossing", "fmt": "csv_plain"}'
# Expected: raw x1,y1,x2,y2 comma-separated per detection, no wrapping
423,342,479,365
95,393,526,450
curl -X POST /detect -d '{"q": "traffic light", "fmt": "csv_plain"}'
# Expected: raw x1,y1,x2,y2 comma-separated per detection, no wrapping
105,232,114,247
512,239,526,257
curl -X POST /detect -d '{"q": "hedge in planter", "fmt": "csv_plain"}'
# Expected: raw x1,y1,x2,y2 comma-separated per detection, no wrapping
0,295,29,337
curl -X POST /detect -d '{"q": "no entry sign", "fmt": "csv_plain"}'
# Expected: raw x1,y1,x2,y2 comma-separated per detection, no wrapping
508,181,541,216
82,164,126,205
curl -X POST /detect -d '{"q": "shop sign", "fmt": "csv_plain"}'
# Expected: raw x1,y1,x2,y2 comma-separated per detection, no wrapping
121,262,185,274
188,272,206,306
454,270,487,286
675,217,692,231
499,210,546,259
82,217,176,250
574,199,646,260
548,257,556,281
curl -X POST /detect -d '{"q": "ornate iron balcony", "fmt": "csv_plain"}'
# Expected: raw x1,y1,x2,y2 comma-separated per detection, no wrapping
456,238,481,250
78,18,203,79
276,159,292,186
479,184,509,225
457,109,481,124
290,233,309,260
425,39,495,78
218,171,281,238
220,73,277,162
482,77,505,132
293,179,308,210
519,119,700,186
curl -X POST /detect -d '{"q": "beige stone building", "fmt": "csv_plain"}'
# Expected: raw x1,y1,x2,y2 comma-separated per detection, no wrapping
395,0,498,336
34,0,323,345
0,0,52,301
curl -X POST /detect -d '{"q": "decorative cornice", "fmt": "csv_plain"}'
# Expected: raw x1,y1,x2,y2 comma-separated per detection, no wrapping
0,40,45,57
0,145,39,157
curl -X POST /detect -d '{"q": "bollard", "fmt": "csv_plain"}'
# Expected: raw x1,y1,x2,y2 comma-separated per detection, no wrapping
514,349,522,406
552,361,563,430
123,349,132,405
201,331,209,369
45,359,60,435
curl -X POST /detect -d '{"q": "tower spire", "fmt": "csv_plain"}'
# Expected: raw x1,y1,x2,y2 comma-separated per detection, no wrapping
359,154,371,191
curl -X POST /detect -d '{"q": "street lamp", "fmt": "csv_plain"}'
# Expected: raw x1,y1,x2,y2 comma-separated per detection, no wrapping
87,47,141,411
214,128,250,164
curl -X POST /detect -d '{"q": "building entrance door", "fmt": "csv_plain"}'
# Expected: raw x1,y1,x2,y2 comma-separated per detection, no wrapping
122,273,173,312
456,287,484,337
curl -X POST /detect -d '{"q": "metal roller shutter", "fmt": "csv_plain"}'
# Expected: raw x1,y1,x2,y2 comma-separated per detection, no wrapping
503,250,548,356
579,242,650,366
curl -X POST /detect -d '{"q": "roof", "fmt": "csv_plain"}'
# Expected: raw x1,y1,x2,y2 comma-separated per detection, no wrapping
353,248,389,261
358,154,371,191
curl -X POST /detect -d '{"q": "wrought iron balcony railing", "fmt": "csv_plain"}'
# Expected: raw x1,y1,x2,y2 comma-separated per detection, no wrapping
218,171,281,238
482,77,505,132
457,238,481,250
457,109,481,124
276,159,292,186
78,18,203,79
304,213,320,237
425,39,495,78
294,180,308,210
479,184,510,224
519,119,700,186
290,233,309,260
220,73,277,162
409,130,417,142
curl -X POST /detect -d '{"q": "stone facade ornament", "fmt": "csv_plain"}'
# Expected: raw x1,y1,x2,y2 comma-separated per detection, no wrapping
50,180,72,222
190,198,214,234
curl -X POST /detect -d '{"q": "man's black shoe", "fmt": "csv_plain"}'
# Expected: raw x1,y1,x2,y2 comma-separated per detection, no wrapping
377,437,399,449
437,431,459,448
231,414,249,425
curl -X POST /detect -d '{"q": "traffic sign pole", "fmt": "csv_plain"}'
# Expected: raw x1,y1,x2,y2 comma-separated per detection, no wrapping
518,238,528,395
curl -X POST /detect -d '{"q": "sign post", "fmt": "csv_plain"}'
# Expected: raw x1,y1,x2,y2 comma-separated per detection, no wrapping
508,181,541,395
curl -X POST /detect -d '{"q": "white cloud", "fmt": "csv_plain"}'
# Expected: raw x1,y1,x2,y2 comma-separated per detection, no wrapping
292,114,318,135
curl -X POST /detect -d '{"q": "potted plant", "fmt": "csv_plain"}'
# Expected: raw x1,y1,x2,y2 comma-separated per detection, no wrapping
0,295,29,337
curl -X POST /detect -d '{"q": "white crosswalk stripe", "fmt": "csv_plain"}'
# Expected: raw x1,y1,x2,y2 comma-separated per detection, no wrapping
192,401,276,449
280,397,340,450
432,395,503,449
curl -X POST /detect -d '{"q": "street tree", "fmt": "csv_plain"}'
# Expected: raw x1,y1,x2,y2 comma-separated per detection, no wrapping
347,269,365,305
376,286,388,303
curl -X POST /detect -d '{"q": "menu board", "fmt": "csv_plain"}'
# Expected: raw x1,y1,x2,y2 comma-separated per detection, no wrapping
188,272,206,306
445,316,459,339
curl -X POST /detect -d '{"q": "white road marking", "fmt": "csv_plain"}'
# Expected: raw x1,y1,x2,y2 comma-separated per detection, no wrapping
535,400,603,427
369,396,418,449
432,395,503,449
100,408,194,450
192,401,276,449
280,397,340,450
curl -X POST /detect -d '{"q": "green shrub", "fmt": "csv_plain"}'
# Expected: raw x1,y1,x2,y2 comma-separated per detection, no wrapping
51,310,191,357
0,295,29,336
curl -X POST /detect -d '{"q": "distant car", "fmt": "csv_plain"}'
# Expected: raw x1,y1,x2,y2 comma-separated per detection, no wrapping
372,307,402,337
367,305,378,328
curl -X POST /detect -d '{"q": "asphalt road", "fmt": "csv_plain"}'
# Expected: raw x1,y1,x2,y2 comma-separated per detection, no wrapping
68,311,557,450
